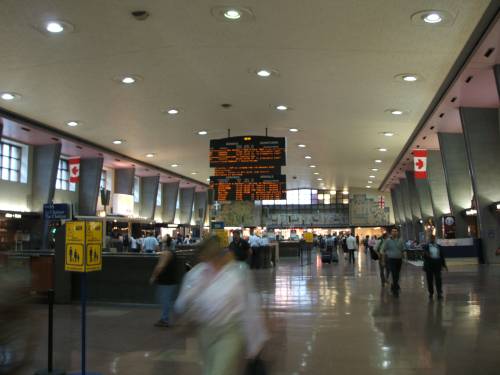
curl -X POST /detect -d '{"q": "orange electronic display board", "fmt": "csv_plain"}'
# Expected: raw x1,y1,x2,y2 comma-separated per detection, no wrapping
209,136,287,201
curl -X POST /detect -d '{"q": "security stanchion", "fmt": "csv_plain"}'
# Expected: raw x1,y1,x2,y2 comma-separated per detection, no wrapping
34,289,65,375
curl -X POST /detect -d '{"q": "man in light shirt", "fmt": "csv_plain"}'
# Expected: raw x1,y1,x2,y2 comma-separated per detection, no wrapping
382,227,405,297
142,232,159,253
346,233,357,264
249,229,262,269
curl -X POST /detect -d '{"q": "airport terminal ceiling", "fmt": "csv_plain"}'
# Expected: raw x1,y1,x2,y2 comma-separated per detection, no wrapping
0,0,494,191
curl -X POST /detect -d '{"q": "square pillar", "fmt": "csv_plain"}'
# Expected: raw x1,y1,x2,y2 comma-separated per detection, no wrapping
78,158,103,216
162,182,179,223
140,176,160,220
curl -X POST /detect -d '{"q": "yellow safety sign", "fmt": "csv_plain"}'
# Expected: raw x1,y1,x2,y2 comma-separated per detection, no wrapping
303,232,314,243
65,221,103,273
214,229,229,248
65,243,84,272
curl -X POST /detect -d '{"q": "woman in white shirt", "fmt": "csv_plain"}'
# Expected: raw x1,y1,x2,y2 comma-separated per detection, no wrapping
175,235,268,375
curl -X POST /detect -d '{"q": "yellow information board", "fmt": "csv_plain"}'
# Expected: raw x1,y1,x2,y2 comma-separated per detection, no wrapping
65,221,103,272
303,232,314,243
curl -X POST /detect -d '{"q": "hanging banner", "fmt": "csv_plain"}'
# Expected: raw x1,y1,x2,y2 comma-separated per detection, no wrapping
69,157,80,183
413,149,427,179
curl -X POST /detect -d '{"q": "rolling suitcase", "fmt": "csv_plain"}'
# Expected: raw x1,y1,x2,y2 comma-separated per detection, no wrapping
321,250,332,264
331,250,339,263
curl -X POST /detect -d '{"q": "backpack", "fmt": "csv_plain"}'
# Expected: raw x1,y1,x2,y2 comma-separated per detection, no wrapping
370,247,379,261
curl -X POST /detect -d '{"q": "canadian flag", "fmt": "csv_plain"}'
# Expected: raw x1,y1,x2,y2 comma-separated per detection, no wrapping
413,149,427,179
69,157,80,183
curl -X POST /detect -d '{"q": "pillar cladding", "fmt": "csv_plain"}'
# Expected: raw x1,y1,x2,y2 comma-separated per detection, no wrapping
140,176,160,220
178,187,195,224
193,191,208,226
414,177,434,220
438,133,474,237
461,108,500,264
162,182,179,223
31,143,61,211
399,179,415,240
114,168,135,195
394,184,409,239
426,150,451,236
78,158,103,216
390,188,401,225
405,171,423,220
494,65,500,100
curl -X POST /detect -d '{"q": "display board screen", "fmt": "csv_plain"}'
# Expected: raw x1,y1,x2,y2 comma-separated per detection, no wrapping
210,175,286,201
209,136,286,167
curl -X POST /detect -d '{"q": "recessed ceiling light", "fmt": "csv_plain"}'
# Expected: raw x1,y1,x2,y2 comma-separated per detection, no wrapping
317,178,323,181
371,168,379,171
289,128,299,133
206,178,210,182
375,159,382,163
366,185,372,188
368,181,373,184
309,165,316,168
382,132,395,137
369,175,376,178
197,130,208,135
171,164,179,168
46,21,65,33
1,92,20,101
390,110,404,115
145,153,155,158
377,148,388,152
191,172,198,175
342,191,349,195
423,12,443,24
224,9,241,20
121,76,136,84
276,105,288,111
313,172,319,175
257,69,272,77
298,144,306,148
403,75,418,82
166,108,179,115
304,155,312,159
112,140,124,145
67,121,79,127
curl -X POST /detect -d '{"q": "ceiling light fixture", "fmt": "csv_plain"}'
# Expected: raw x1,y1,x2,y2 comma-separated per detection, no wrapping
276,105,288,111
304,155,312,159
369,175,376,178
423,12,443,24
375,159,382,163
224,9,241,20
1,92,20,101
298,144,306,148
313,172,319,175
382,132,395,137
309,165,316,168
197,130,208,135
366,185,372,189
46,21,65,33
171,164,179,168
256,69,272,78
67,121,79,127
121,76,136,84
377,148,388,152
342,191,349,195
317,178,323,181
289,128,299,133
206,178,210,182
112,140,124,145
371,168,379,171
390,109,404,115
191,172,198,175
145,153,155,158
368,181,373,184
403,75,418,82
166,108,179,115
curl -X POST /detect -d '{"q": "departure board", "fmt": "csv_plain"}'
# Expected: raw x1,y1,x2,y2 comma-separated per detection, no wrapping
209,135,287,201
210,136,286,167
210,176,286,201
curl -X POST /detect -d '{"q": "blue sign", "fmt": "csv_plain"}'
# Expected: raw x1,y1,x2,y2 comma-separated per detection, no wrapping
210,221,224,230
43,203,71,220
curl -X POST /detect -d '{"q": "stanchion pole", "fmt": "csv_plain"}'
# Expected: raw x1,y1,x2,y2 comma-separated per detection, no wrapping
81,272,86,375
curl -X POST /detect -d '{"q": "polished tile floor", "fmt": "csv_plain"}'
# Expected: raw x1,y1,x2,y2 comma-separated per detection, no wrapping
25,251,500,375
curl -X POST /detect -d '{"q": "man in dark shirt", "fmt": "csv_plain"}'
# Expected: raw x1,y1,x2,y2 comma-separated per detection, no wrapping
229,230,250,262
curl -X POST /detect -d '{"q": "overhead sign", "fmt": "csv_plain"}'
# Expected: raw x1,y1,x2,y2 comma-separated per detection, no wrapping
69,157,80,183
112,193,134,216
43,203,71,220
210,175,286,201
413,149,427,179
65,221,103,272
209,136,286,167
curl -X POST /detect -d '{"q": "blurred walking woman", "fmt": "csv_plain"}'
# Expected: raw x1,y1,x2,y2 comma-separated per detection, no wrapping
174,235,268,375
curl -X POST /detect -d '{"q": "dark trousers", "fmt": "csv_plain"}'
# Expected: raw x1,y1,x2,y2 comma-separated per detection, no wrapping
387,258,402,294
348,249,355,264
425,259,443,296
250,247,260,269
379,261,388,285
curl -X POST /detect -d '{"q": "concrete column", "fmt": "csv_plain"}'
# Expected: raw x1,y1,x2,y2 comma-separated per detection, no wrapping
78,158,103,216
393,184,406,236
178,187,195,224
426,150,451,237
438,133,474,237
494,65,500,100
390,188,402,225
140,176,160,220
31,143,61,211
405,171,423,220
414,177,434,220
114,168,135,195
162,182,179,223
193,191,208,226
461,107,500,264
399,178,415,240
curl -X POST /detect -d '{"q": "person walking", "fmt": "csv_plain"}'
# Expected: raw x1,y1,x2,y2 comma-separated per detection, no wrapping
382,228,405,297
346,233,357,264
423,235,447,300
142,232,159,253
375,233,389,287
149,246,178,327
229,230,251,262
